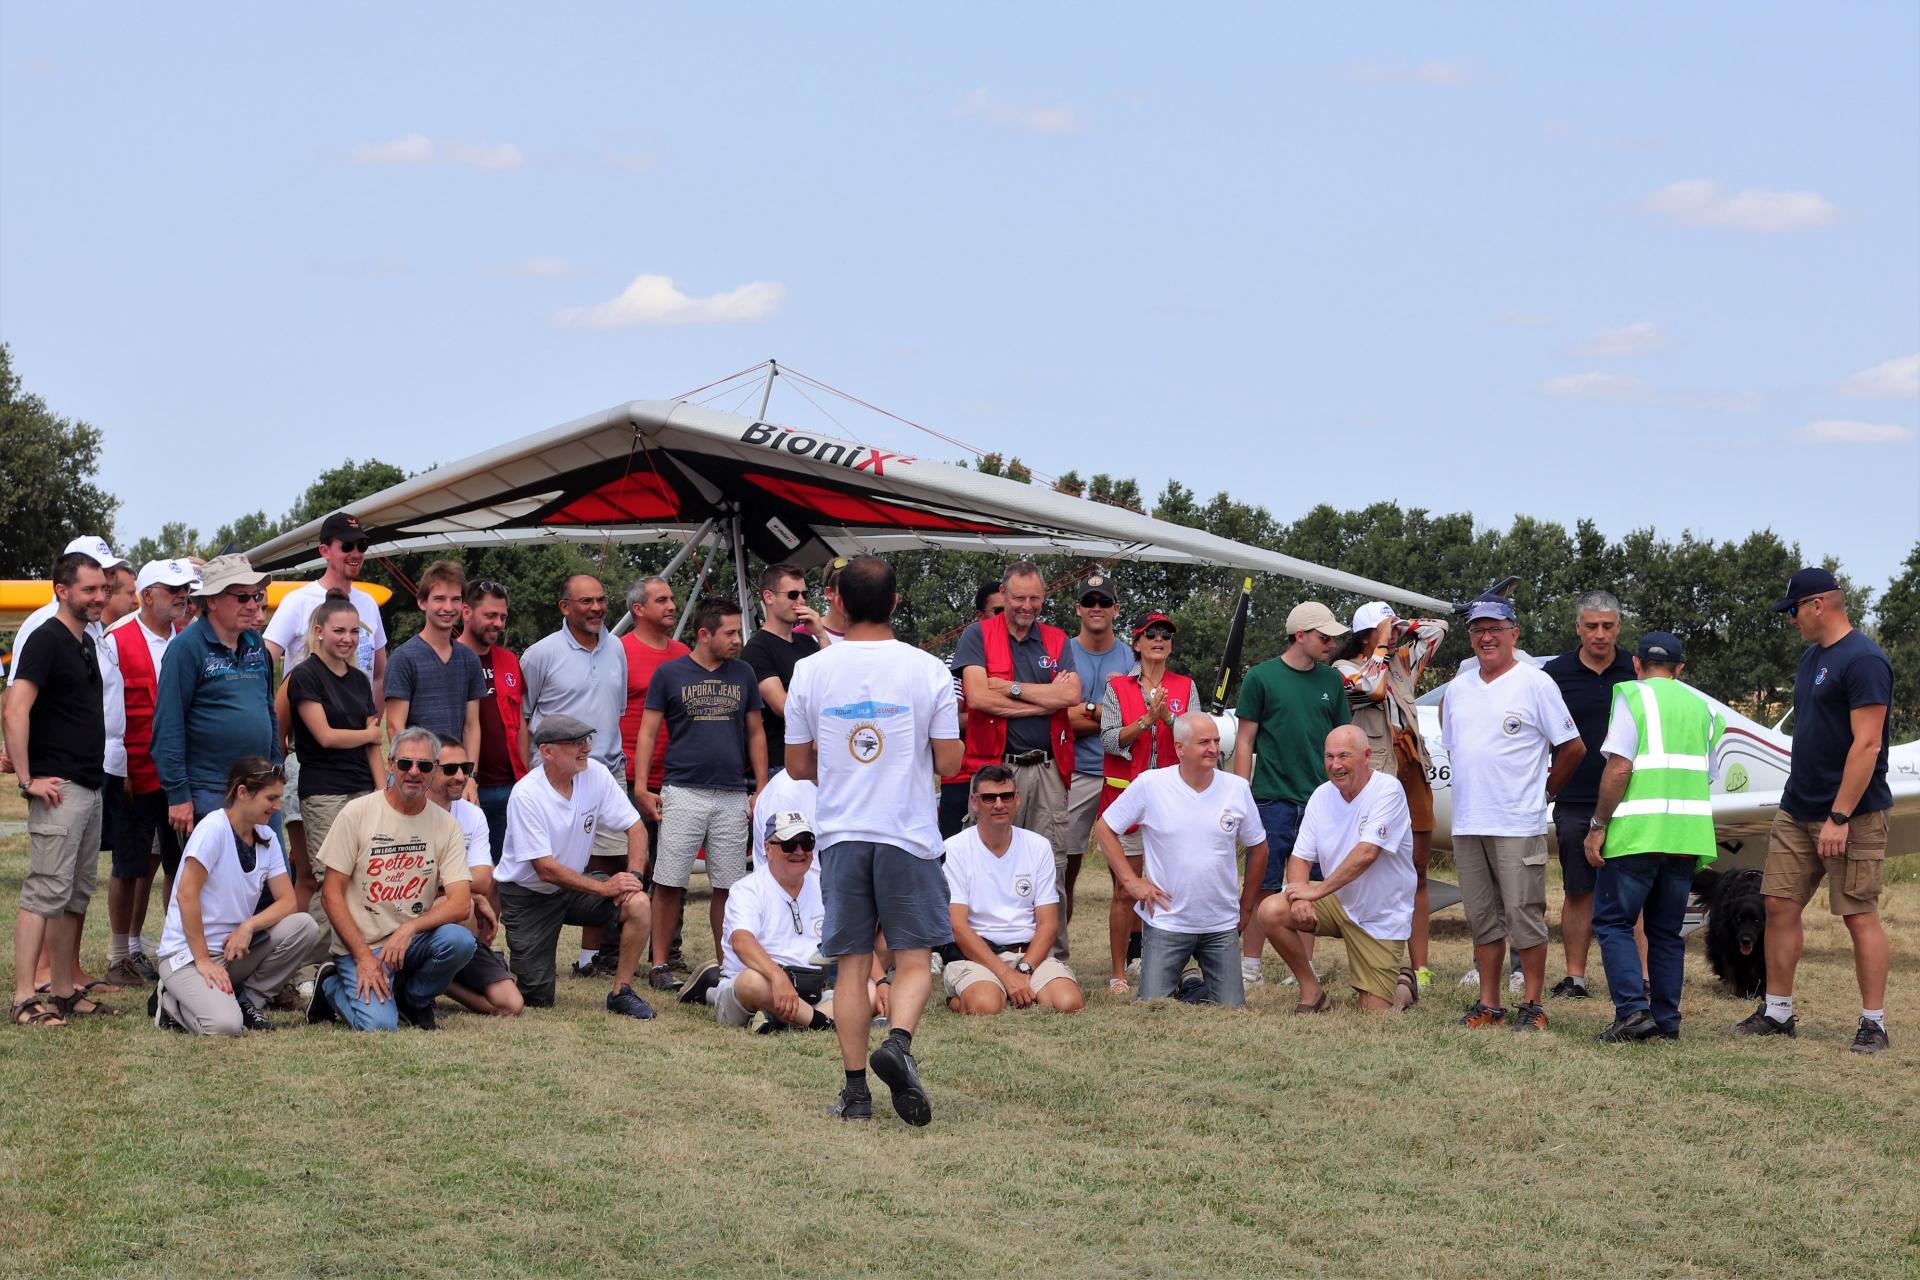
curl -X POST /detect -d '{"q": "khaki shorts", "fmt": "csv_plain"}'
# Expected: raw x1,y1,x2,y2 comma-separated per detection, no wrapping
22,787,103,917
1452,833,1549,950
1059,772,1105,872
944,950,1077,1000
1311,893,1407,1002
1761,809,1888,917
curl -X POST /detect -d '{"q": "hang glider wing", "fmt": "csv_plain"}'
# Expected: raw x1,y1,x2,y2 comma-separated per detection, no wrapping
246,399,1454,611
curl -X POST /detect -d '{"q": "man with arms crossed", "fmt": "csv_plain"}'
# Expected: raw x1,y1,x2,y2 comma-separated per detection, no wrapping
1096,712,1269,1007
786,556,961,1125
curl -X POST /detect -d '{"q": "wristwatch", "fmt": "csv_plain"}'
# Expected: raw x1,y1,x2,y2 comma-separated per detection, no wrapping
17,782,31,797
1009,681,1023,700
1014,960,1033,975
1588,817,1607,832
1828,810,1851,826
1084,701,1097,717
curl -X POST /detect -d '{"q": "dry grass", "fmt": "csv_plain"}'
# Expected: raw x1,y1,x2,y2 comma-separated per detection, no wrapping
2,783,1916,1280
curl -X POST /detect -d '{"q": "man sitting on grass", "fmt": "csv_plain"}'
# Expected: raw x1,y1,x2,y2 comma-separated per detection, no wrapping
941,765,1084,1015
681,809,835,1032
1257,726,1418,1013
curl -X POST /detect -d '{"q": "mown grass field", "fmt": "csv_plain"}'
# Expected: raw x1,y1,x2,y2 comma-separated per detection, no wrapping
3,785,1916,1280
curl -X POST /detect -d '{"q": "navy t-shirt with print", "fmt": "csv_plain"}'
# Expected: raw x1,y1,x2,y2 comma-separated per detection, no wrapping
951,621,1079,755
1783,629,1893,819
644,655,764,791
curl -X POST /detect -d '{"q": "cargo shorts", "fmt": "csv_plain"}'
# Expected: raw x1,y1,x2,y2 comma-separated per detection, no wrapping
1761,808,1888,917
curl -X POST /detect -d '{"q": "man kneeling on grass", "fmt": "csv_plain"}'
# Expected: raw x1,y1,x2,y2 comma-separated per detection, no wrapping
309,727,476,1030
426,737,523,1018
941,765,1084,1015
494,715,656,1020
681,809,836,1031
1257,726,1418,1014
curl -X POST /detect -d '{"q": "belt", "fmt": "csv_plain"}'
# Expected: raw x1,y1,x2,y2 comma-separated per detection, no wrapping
1003,749,1049,766
985,939,1034,955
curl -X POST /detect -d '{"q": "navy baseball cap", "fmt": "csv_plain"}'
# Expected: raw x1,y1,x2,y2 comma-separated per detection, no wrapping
1464,594,1517,623
1770,567,1840,612
1636,632,1684,663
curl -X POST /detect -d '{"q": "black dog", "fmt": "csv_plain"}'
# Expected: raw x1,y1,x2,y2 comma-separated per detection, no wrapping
1695,867,1767,998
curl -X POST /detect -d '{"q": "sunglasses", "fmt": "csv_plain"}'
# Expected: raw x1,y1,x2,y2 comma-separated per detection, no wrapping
333,539,370,553
223,590,268,604
776,589,806,600
1140,627,1174,641
1787,596,1824,618
392,757,436,773
1081,596,1115,608
240,764,286,787
989,605,1005,615
437,761,475,777
975,790,1017,805
775,834,816,853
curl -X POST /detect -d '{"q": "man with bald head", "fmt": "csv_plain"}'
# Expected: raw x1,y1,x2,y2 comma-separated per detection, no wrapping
520,572,632,974
1256,725,1418,1012
1094,711,1268,1006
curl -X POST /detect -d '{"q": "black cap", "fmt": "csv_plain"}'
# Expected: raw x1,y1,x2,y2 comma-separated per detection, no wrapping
1636,631,1684,664
1770,567,1840,613
319,511,366,545
1079,573,1116,604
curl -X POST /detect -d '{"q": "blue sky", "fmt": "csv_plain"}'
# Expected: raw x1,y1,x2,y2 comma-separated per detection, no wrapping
3,5,1916,597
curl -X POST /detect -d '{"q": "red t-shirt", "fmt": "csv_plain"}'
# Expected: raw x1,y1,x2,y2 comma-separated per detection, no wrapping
621,632,691,790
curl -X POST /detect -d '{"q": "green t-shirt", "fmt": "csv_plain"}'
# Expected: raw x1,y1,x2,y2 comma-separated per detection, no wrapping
1235,657,1351,804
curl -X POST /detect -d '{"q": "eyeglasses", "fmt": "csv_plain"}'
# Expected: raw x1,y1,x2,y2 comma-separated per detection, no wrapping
775,834,816,853
1081,596,1115,608
1140,627,1174,641
1468,624,1512,637
975,790,1017,805
437,761,475,778
333,539,370,554
223,590,268,604
392,757,436,773
565,595,609,608
785,896,806,935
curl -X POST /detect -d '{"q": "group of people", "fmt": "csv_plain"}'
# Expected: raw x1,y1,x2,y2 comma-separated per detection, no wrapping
3,517,1897,1118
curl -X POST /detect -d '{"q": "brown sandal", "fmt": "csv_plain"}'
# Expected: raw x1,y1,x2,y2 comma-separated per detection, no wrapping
54,992,122,1018
1292,991,1331,1015
9,995,69,1027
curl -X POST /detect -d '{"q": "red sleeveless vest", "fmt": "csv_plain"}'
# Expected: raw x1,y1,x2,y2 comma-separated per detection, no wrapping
111,621,168,795
960,614,1075,782
1100,671,1197,814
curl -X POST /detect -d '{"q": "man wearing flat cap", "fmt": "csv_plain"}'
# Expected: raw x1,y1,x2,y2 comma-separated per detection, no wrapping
493,713,656,1019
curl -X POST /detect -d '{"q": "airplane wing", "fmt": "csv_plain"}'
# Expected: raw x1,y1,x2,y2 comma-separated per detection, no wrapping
242,399,1454,612
1706,776,1920,871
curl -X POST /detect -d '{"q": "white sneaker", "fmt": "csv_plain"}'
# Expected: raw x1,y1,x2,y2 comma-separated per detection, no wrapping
928,952,944,976
1458,967,1481,988
1508,968,1526,995
1241,959,1266,987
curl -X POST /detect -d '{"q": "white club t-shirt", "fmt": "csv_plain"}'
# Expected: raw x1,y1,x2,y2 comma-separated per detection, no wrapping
942,825,1058,943
720,864,825,979
783,639,958,860
495,759,640,893
263,581,387,674
1100,766,1264,935
1440,662,1580,836
448,797,492,870
1293,772,1416,940
158,813,290,961
752,768,818,861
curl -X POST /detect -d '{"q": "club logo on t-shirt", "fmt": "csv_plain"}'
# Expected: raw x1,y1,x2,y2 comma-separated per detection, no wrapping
1037,654,1056,672
1376,821,1389,841
1814,667,1829,686
1014,875,1034,899
583,814,597,836
1502,712,1523,736
1218,809,1241,833
848,723,884,764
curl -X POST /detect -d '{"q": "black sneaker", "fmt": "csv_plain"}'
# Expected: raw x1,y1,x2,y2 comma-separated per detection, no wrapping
397,1000,437,1031
130,951,161,983
589,948,621,977
754,1014,795,1035
1511,1002,1550,1033
869,1036,933,1127
236,996,275,1033
648,963,682,993
679,961,721,1006
1849,1018,1890,1055
1549,976,1590,1000
306,963,341,1025
1734,1005,1796,1037
828,1085,872,1121
149,988,184,1034
1597,1010,1659,1043
607,985,657,1020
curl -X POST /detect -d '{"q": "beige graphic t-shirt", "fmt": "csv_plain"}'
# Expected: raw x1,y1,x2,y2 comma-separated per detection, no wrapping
319,790,470,953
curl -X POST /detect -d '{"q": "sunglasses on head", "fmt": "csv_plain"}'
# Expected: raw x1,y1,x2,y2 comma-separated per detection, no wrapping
975,789,1017,805
223,590,267,604
240,764,286,788
437,761,475,777
775,833,816,853
392,757,436,773
1140,627,1174,641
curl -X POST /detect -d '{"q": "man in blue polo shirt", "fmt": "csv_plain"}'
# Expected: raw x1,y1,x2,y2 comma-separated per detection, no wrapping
1540,588,1637,1000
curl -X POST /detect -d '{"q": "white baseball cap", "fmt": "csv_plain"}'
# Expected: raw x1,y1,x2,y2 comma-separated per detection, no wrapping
64,535,129,571
1351,601,1396,633
136,559,200,592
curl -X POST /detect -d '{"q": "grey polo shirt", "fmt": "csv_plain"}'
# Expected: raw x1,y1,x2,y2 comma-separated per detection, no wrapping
520,625,630,778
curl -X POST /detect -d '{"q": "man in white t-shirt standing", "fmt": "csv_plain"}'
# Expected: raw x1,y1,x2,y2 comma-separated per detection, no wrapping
1257,726,1418,1013
261,511,389,689
1440,597,1585,1032
785,556,962,1126
942,764,1084,1015
1094,712,1269,1006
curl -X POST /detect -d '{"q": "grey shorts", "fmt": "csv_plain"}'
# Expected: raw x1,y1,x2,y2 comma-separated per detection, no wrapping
819,840,952,957
1453,833,1550,950
457,945,514,992
22,786,103,917
1060,772,1104,871
655,784,751,889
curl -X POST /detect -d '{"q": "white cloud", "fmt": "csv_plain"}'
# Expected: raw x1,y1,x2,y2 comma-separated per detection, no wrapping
956,87,1078,136
511,257,578,279
1341,60,1473,86
1840,353,1920,400
551,274,784,328
1539,372,1643,400
1799,419,1915,445
1642,179,1839,232
1573,321,1667,358
349,133,523,170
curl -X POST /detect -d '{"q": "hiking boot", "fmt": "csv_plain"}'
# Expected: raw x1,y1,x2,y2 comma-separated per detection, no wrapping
1457,1001,1507,1029
1849,1018,1890,1055
679,961,722,1007
1597,1010,1659,1043
1511,1002,1549,1033
129,950,161,982
1734,1005,1796,1037
607,985,657,1021
236,996,275,1033
105,957,149,987
306,963,340,1025
397,1000,437,1031
828,1085,873,1121
648,963,682,993
869,1036,933,1127
1550,976,1590,999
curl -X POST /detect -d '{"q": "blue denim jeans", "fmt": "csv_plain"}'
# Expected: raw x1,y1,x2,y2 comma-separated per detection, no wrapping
476,785,514,864
322,924,478,1030
1138,923,1245,1006
1593,852,1697,1032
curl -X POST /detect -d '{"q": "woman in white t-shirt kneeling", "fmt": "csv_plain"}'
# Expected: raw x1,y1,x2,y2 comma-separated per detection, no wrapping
152,757,320,1035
